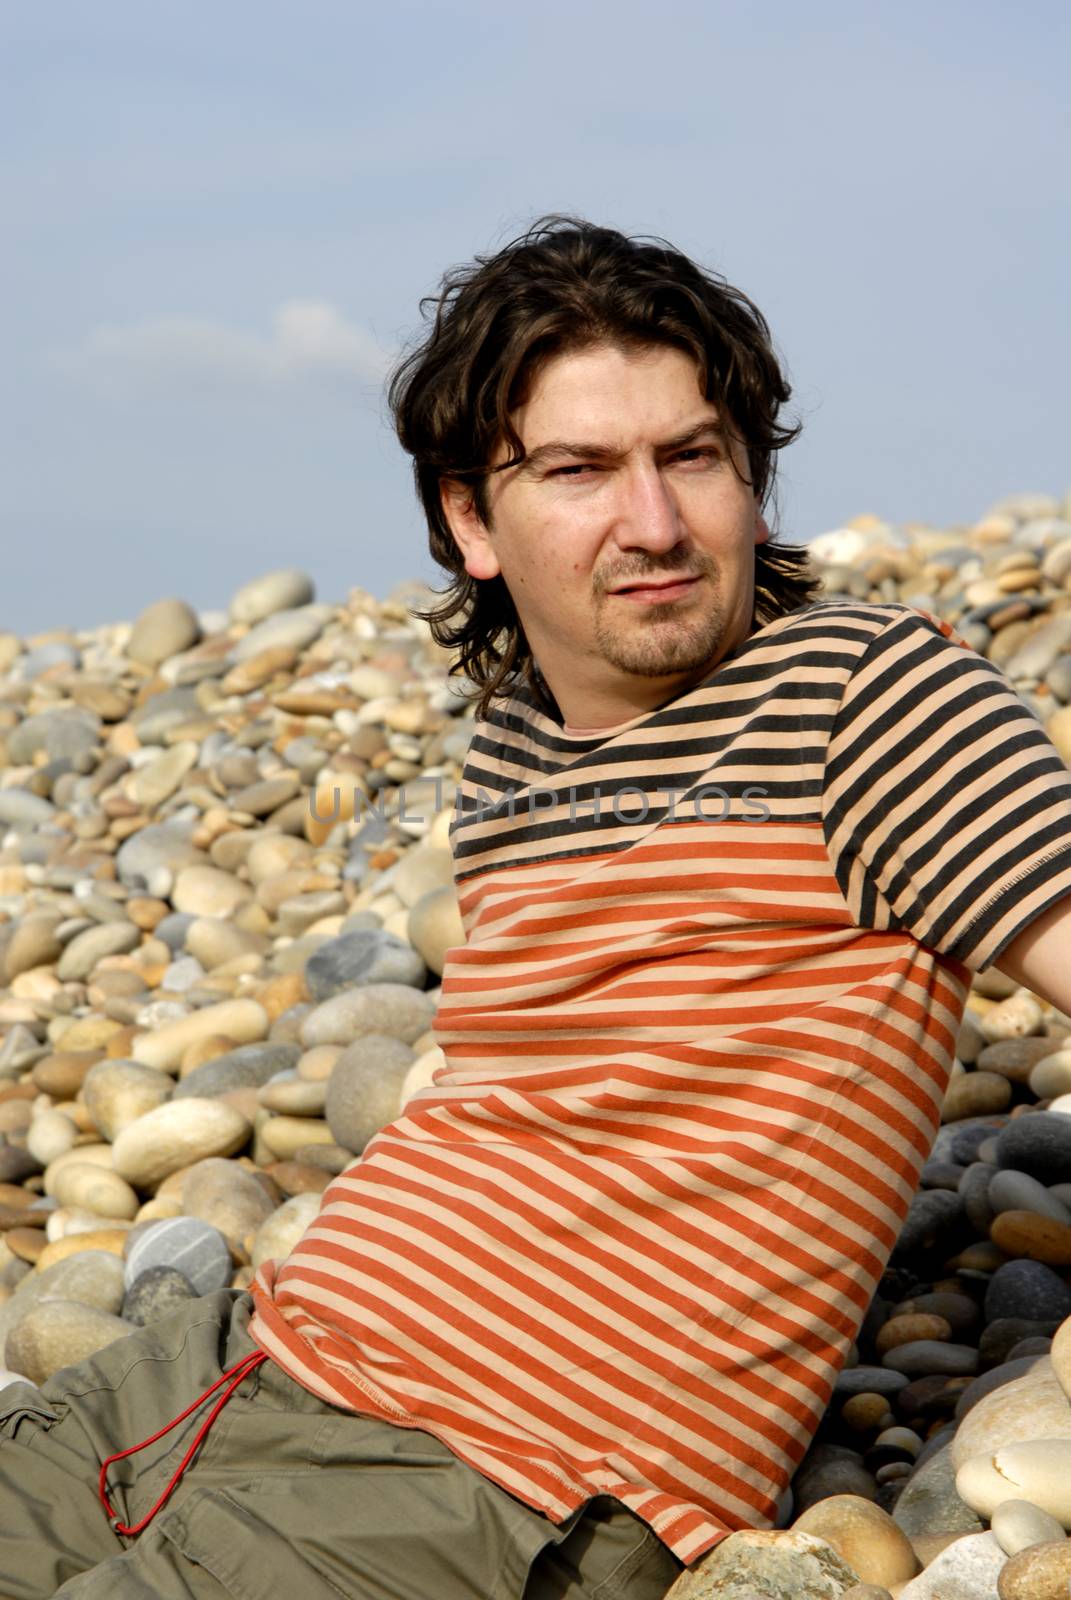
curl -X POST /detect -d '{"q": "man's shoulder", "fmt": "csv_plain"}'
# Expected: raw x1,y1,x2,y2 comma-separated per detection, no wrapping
756,596,941,641
754,596,977,665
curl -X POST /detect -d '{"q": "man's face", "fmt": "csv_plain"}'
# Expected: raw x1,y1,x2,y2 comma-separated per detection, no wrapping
440,341,768,728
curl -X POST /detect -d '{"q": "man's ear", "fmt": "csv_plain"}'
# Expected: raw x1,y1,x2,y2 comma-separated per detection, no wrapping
755,511,770,545
440,478,501,581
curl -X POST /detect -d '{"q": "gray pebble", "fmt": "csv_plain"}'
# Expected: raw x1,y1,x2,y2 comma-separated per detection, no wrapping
300,983,436,1049
790,1442,878,1514
129,687,202,745
833,1365,911,1398
7,709,100,766
1005,1335,1053,1361
891,1189,964,1257
0,790,56,829
324,1035,417,1154
123,1217,232,1296
946,1118,1011,1165
919,1158,965,1190
894,1291,981,1341
988,1166,1071,1222
977,1316,1060,1370
122,1266,199,1327
230,605,333,662
958,1162,999,1233
154,913,196,953
116,819,203,892
891,1440,984,1537
880,1340,978,1378
983,1257,1071,1325
305,929,427,1003
994,1113,1071,1184
173,1043,302,1101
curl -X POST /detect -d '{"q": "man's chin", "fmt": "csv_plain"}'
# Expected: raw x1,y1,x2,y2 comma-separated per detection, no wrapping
600,632,729,684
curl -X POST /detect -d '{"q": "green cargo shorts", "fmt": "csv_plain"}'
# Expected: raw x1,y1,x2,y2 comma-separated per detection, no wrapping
0,1289,684,1600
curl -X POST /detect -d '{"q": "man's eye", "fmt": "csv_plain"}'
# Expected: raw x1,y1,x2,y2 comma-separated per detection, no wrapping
548,449,719,479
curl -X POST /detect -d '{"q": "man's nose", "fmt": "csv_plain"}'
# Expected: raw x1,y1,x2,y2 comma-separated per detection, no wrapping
613,463,685,549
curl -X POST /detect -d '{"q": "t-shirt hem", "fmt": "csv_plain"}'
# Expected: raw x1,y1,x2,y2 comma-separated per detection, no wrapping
955,845,1071,975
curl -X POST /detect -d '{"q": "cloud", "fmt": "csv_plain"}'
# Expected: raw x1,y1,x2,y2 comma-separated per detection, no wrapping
50,300,395,393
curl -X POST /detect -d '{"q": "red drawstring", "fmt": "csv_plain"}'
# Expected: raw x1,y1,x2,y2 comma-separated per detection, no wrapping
98,1349,267,1536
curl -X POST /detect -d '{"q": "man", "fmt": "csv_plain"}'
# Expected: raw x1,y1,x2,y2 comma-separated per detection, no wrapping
3,215,1071,1600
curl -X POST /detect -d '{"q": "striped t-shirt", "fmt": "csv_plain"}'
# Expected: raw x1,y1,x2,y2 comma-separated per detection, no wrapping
250,598,1071,1564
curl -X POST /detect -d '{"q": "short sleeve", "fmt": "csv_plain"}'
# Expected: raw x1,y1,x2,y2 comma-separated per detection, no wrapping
821,607,1071,973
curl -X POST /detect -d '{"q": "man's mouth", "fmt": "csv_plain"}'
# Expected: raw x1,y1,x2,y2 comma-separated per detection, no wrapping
611,576,701,602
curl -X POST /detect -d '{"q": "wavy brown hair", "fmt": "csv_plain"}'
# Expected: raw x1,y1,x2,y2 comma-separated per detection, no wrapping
388,213,822,720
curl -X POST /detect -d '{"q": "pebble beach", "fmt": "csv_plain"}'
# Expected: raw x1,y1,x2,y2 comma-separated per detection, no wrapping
4,492,1071,1599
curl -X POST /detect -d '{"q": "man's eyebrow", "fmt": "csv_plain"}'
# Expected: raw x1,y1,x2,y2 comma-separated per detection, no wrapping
513,419,728,476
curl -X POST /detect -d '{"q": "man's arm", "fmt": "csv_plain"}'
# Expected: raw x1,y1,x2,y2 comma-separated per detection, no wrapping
993,893,1071,1016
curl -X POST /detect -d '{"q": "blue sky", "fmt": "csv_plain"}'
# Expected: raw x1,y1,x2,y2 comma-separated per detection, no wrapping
2,1,1068,634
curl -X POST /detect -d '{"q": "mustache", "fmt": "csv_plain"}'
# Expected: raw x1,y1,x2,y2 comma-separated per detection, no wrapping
597,558,715,593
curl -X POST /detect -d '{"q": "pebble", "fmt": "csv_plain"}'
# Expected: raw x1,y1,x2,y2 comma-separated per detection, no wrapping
994,1114,1071,1185
988,1168,1071,1223
229,605,334,662
942,1070,1012,1122
996,1539,1071,1599
111,1099,252,1187
229,569,315,626
48,1162,139,1221
172,1042,301,1100
984,1260,1071,1325
950,1358,1071,1468
896,1530,1007,1598
957,1438,1071,1525
122,1264,199,1327
7,708,99,765
0,790,57,829
300,984,436,1049
123,1215,233,1295
125,598,201,666
991,1209,1071,1264
891,1189,964,1257
304,929,427,1002
407,885,466,975
131,999,270,1072
3,914,64,981
259,1071,326,1115
881,1341,979,1378
55,921,141,982
791,1495,919,1587
1028,1048,1071,1099
990,1496,1066,1555
5,1300,133,1385
890,1441,984,1537
250,1192,321,1270
1050,1315,1071,1397
81,1059,173,1141
323,1034,416,1153
24,1109,78,1166
978,1318,1059,1370
875,1315,952,1356
663,1529,860,1598
171,866,253,919
180,1157,276,1243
